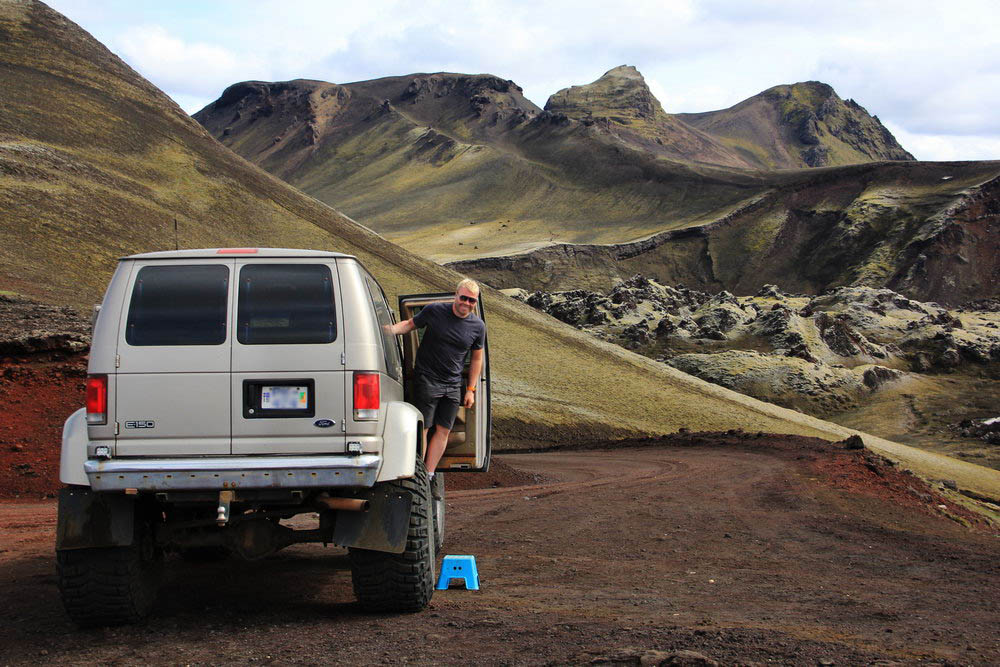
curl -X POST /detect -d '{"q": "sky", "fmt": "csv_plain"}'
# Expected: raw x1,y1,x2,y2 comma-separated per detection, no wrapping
47,0,1000,162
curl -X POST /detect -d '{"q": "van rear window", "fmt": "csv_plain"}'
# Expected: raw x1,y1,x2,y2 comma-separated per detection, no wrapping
237,264,336,345
126,265,229,346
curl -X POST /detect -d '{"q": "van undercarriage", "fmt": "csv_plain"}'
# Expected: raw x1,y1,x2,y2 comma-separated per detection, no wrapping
59,480,415,559
57,460,437,626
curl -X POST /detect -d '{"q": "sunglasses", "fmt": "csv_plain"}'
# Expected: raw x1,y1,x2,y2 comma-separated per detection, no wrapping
458,294,478,304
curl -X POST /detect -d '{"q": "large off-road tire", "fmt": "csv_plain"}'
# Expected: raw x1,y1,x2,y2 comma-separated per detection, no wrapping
432,472,445,552
349,459,436,612
56,526,161,627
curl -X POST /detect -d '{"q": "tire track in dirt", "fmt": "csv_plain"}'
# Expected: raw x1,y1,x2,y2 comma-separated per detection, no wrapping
1,443,998,665
444,445,999,664
451,451,689,502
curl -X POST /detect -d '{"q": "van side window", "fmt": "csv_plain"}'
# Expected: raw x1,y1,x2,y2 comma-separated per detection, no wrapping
238,264,336,345
126,265,229,346
365,276,403,383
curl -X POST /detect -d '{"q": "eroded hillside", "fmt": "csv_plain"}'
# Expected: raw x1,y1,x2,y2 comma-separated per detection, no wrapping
196,67,998,305
679,80,914,168
194,73,763,262
452,161,1000,305
544,65,755,168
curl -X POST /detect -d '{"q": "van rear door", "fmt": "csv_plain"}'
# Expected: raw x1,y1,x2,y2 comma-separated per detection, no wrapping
115,260,234,456
231,260,347,455
398,293,491,472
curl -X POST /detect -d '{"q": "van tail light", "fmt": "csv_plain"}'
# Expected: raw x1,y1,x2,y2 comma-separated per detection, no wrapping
353,372,380,421
85,375,108,425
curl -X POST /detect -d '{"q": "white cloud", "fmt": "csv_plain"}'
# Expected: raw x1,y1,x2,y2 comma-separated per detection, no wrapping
45,0,1000,159
111,25,265,99
883,122,1000,162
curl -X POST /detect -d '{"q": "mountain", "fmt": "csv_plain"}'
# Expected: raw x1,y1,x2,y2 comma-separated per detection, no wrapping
194,72,770,265
546,67,913,169
197,68,998,305
544,65,756,168
201,73,542,183
4,0,967,469
679,81,915,168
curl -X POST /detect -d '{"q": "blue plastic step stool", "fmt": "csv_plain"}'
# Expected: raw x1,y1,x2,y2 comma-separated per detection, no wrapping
436,555,480,590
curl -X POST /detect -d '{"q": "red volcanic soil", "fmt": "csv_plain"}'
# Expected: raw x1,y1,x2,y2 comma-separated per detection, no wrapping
0,352,86,498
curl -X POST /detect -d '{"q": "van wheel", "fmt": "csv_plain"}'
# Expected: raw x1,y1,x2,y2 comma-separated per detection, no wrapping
56,525,161,627
349,459,436,612
432,472,445,552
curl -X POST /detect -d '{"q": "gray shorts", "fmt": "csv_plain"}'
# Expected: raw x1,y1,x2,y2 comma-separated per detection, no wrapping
412,373,461,430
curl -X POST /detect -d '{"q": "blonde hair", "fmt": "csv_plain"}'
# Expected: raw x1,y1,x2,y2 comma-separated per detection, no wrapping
456,278,480,295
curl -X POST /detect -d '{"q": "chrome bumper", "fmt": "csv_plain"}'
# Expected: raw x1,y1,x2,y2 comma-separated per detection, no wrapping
84,455,381,492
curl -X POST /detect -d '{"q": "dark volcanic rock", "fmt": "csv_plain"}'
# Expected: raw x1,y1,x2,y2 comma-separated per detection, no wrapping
862,366,902,390
952,417,1000,444
756,284,786,298
0,293,90,354
510,276,999,421
842,435,866,450
816,312,885,358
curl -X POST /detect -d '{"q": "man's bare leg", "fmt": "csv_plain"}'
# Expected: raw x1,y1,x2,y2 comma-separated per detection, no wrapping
424,425,451,474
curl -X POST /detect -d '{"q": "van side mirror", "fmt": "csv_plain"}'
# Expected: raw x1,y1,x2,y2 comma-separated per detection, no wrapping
91,304,102,328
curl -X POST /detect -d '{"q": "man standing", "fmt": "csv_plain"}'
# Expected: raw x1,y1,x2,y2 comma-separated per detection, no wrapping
384,279,486,474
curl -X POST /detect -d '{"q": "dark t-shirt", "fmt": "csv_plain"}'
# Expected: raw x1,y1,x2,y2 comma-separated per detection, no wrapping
413,301,486,385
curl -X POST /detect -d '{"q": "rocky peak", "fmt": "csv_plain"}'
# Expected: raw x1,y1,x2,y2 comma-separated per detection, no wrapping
544,65,664,120
603,64,646,81
203,80,330,115
758,81,914,165
395,73,540,119
193,79,354,151
400,74,521,101
195,79,350,134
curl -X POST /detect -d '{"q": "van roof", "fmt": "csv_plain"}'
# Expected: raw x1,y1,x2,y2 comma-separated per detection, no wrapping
122,248,357,260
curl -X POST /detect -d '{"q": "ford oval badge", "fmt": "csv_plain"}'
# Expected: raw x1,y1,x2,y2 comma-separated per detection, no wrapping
314,419,335,428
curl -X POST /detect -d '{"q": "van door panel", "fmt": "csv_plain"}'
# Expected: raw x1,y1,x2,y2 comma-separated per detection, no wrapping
231,260,347,455
115,373,231,456
398,293,491,472
115,260,234,457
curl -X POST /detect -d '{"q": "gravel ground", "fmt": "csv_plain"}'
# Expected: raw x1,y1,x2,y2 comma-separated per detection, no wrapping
1,437,998,665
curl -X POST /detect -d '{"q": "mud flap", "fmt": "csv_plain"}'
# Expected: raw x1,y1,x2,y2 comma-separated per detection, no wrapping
333,486,412,553
56,486,135,550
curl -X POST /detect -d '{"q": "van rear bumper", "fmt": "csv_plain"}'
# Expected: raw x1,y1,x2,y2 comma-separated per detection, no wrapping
83,455,381,492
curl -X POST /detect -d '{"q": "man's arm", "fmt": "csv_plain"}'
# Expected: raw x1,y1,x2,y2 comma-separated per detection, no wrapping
384,319,416,336
463,347,484,409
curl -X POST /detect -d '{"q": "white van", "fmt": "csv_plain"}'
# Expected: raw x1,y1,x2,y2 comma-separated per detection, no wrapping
56,248,491,626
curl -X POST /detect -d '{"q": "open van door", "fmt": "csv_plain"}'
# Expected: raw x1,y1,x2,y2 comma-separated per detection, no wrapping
398,293,491,472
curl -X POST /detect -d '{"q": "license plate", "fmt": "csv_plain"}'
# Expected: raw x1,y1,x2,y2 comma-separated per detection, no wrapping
261,386,309,410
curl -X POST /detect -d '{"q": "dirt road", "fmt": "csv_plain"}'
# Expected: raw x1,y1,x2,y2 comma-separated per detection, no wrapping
1,437,998,665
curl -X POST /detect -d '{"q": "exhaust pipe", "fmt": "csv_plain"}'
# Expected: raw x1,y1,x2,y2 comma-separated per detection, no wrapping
316,494,369,512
